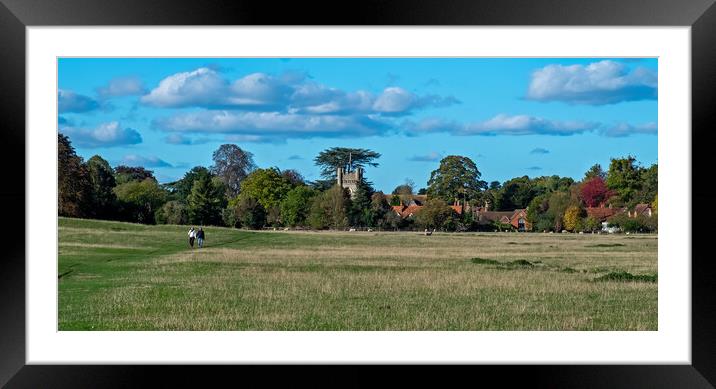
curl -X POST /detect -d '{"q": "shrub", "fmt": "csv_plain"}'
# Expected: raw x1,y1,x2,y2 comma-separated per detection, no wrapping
583,216,601,232
222,206,239,228
470,258,500,265
155,200,188,225
563,205,585,232
415,198,454,230
608,214,656,233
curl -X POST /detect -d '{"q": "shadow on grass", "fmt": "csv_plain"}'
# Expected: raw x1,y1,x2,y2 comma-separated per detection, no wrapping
469,257,624,276
585,243,626,248
593,271,657,283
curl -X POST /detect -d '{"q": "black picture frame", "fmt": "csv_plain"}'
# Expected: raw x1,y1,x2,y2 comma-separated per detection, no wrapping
1,0,714,387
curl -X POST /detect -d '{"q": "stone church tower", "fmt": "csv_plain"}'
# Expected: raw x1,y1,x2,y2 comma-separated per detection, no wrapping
337,166,362,198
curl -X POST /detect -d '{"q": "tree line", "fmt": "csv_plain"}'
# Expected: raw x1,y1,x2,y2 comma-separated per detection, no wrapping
58,134,657,232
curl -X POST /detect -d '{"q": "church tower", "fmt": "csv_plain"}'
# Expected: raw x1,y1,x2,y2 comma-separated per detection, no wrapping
336,166,362,199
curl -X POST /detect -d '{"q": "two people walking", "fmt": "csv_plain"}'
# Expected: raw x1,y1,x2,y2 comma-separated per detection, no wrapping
188,227,205,249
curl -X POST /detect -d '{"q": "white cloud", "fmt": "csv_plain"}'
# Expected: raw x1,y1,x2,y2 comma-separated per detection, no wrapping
60,121,142,148
58,89,100,113
401,118,462,134
140,67,228,108
153,110,392,141
404,114,599,136
141,67,459,115
227,72,296,108
120,154,172,168
526,60,657,105
97,76,146,98
408,152,442,162
530,148,550,154
164,134,211,145
601,122,657,137
224,134,271,143
463,114,599,136
373,87,418,113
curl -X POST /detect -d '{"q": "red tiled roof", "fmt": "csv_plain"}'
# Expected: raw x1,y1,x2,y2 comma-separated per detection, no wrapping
586,207,625,221
634,203,651,215
476,211,515,224
400,205,423,218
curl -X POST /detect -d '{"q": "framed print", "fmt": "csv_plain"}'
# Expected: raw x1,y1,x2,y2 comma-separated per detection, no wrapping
2,0,715,387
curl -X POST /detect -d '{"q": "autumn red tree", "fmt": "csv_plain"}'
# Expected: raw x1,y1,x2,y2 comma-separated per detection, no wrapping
580,177,613,207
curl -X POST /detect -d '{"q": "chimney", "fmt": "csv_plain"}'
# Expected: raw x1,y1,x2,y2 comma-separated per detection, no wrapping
336,167,343,186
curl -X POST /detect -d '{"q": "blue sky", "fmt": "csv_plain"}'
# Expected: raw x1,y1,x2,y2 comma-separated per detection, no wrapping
58,58,657,192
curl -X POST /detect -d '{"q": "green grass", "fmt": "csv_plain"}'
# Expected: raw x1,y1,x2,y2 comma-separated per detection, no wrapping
59,217,658,331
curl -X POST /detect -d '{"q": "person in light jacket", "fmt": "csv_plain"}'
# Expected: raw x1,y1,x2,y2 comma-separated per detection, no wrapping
188,227,196,248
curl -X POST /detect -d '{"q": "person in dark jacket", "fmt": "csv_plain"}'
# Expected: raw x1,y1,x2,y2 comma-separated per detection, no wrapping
196,227,205,248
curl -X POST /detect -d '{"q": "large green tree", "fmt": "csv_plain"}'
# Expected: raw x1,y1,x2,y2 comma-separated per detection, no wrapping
314,147,381,179
233,195,267,229
526,194,554,232
349,179,375,226
370,191,394,229
546,191,572,232
426,155,486,204
531,175,575,194
606,156,643,205
584,163,607,181
280,169,305,186
280,186,317,227
211,144,257,197
58,134,91,217
187,175,226,225
114,165,155,185
392,178,415,196
167,166,212,201
307,185,351,229
239,168,293,211
113,178,168,224
86,155,117,219
636,163,658,204
496,176,538,210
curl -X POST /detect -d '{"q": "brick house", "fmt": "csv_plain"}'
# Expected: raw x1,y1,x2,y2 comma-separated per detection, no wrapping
628,203,653,218
510,209,530,231
390,199,464,219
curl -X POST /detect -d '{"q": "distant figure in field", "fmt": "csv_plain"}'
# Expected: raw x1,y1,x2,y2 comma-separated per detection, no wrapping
424,228,432,236
188,227,196,249
197,227,205,248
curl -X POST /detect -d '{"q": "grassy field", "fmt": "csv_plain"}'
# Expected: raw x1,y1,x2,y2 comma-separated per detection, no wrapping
58,217,657,330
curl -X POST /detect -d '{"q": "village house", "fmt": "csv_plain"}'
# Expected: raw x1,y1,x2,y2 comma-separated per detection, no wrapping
386,196,529,231
472,204,531,231
629,203,653,218
586,203,654,233
586,204,625,233
389,197,465,219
